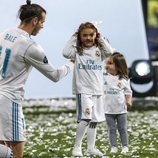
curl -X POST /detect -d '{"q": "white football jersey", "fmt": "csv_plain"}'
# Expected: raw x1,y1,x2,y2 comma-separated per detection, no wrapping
63,36,115,95
103,72,132,114
0,28,72,101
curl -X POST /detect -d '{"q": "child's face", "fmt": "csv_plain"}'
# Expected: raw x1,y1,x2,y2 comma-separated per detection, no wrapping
105,57,117,75
80,28,97,48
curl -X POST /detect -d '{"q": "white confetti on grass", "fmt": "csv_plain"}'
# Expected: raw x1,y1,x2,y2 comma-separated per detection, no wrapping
24,110,158,157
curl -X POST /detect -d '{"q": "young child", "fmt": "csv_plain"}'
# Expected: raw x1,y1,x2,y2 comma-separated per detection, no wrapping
103,52,132,155
63,22,115,157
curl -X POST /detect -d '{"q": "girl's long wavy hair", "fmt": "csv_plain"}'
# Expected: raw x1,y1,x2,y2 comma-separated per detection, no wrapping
76,22,99,54
111,52,128,79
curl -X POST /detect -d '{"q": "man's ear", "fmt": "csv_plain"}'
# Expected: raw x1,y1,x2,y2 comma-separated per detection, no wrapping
32,17,39,26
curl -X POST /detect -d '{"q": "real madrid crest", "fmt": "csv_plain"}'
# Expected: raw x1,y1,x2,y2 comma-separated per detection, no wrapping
117,82,122,88
96,50,101,56
85,108,90,115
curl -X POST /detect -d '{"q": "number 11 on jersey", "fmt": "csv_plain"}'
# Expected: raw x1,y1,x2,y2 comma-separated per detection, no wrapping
0,46,11,79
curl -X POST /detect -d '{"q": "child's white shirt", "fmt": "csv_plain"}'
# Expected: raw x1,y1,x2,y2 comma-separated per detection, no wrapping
63,36,115,95
103,72,132,114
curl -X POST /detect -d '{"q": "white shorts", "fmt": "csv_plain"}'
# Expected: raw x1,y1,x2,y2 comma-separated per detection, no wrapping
0,95,26,142
76,94,105,122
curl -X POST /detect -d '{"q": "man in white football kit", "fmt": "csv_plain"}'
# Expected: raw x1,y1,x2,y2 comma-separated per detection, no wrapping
63,22,115,157
0,1,73,157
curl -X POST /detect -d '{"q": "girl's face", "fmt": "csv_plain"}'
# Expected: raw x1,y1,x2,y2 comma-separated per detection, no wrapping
80,28,97,48
105,57,117,75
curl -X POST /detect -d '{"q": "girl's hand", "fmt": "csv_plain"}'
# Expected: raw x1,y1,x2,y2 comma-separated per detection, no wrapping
126,102,132,109
96,32,101,38
70,59,75,63
73,32,78,37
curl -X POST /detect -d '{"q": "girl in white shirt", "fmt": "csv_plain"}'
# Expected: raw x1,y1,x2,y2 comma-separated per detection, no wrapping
63,22,115,157
103,52,132,155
